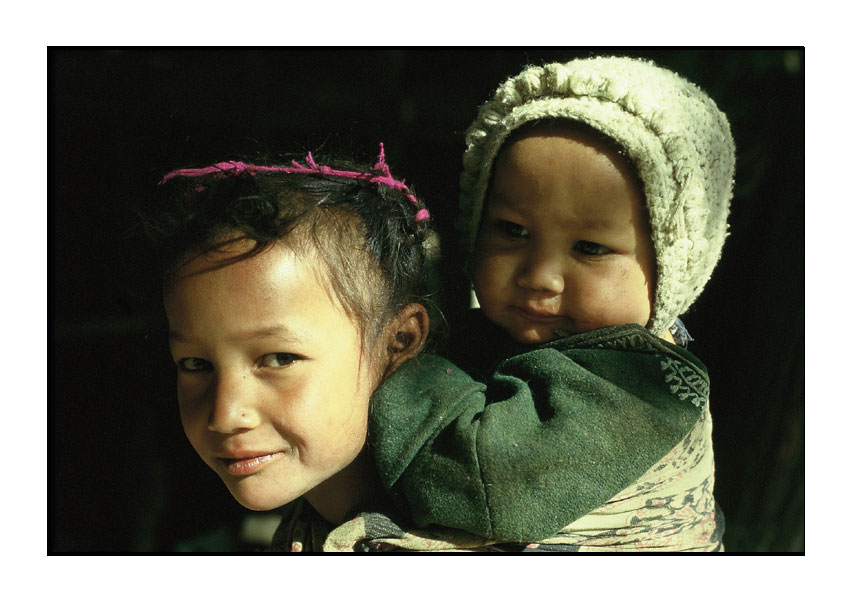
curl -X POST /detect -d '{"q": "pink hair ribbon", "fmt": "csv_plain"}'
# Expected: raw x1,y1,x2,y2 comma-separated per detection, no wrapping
159,143,430,222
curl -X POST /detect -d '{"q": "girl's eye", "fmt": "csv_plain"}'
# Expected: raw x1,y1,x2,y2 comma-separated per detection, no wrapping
494,220,529,239
177,357,212,372
260,353,300,368
574,240,612,256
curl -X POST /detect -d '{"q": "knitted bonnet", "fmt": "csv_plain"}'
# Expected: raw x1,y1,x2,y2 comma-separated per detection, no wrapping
459,56,736,336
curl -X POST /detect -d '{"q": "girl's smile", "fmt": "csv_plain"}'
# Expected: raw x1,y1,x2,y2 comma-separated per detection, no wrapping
219,451,287,476
164,239,383,520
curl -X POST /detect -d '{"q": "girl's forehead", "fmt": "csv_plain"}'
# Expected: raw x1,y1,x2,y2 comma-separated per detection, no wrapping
169,240,330,305
165,239,384,355
166,241,360,340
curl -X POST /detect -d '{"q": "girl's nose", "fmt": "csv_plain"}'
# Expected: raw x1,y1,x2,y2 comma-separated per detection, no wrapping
516,250,565,294
207,372,261,433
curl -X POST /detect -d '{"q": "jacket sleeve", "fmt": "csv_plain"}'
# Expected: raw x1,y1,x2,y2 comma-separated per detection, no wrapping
368,339,704,542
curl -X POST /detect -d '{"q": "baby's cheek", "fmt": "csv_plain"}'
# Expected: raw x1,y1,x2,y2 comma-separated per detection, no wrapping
566,276,608,309
623,264,654,324
568,274,639,326
472,257,511,307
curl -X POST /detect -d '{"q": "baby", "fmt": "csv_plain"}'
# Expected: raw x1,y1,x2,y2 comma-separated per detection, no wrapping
360,56,735,551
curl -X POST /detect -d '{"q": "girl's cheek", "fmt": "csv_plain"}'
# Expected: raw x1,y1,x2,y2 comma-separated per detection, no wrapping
176,379,214,430
178,403,207,447
268,376,310,410
176,380,206,412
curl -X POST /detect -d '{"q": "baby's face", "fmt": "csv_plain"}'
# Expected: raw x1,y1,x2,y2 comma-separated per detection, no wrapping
164,239,379,513
472,126,656,344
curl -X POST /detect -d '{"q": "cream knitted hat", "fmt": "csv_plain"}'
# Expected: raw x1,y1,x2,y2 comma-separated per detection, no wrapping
459,56,736,336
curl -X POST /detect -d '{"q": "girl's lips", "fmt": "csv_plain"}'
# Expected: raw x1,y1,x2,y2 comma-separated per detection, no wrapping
219,452,284,476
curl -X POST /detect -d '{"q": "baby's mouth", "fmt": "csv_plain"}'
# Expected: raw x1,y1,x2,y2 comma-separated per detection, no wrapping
513,306,563,323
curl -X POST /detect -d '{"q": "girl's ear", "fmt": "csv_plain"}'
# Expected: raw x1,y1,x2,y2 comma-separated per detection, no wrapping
384,303,430,378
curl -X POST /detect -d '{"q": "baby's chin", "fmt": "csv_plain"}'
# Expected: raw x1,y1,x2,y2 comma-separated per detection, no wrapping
507,324,565,345
483,308,576,345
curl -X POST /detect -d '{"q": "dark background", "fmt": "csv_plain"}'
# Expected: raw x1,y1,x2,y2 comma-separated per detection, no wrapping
51,48,804,553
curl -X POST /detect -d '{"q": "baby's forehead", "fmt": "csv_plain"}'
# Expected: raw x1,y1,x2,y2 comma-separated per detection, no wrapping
498,123,641,181
489,134,646,218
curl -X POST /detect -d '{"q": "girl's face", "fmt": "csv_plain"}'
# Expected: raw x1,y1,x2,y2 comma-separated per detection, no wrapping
164,239,382,517
472,126,656,345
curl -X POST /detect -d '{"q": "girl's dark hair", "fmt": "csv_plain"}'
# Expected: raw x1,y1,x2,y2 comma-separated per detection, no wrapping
139,153,442,350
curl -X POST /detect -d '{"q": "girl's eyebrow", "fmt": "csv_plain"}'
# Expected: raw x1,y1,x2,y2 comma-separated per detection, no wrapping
168,324,304,344
236,324,304,343
168,329,190,343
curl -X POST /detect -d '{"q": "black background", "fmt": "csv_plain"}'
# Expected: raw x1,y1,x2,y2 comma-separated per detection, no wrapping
51,48,803,552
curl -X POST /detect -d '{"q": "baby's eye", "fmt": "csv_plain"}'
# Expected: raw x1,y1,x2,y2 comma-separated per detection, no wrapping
573,240,612,256
494,220,529,239
177,357,212,372
260,353,300,368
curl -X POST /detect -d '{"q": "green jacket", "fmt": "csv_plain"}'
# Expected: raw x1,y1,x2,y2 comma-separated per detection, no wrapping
368,323,709,543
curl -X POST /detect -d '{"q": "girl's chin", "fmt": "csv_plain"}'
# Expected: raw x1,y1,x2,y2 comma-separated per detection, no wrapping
222,475,304,512
228,489,299,512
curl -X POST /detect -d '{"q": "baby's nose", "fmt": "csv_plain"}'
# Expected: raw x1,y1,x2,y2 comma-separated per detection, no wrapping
516,254,565,294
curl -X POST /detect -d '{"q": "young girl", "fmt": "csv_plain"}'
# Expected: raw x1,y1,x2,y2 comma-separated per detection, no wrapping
140,147,438,544
356,56,735,552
